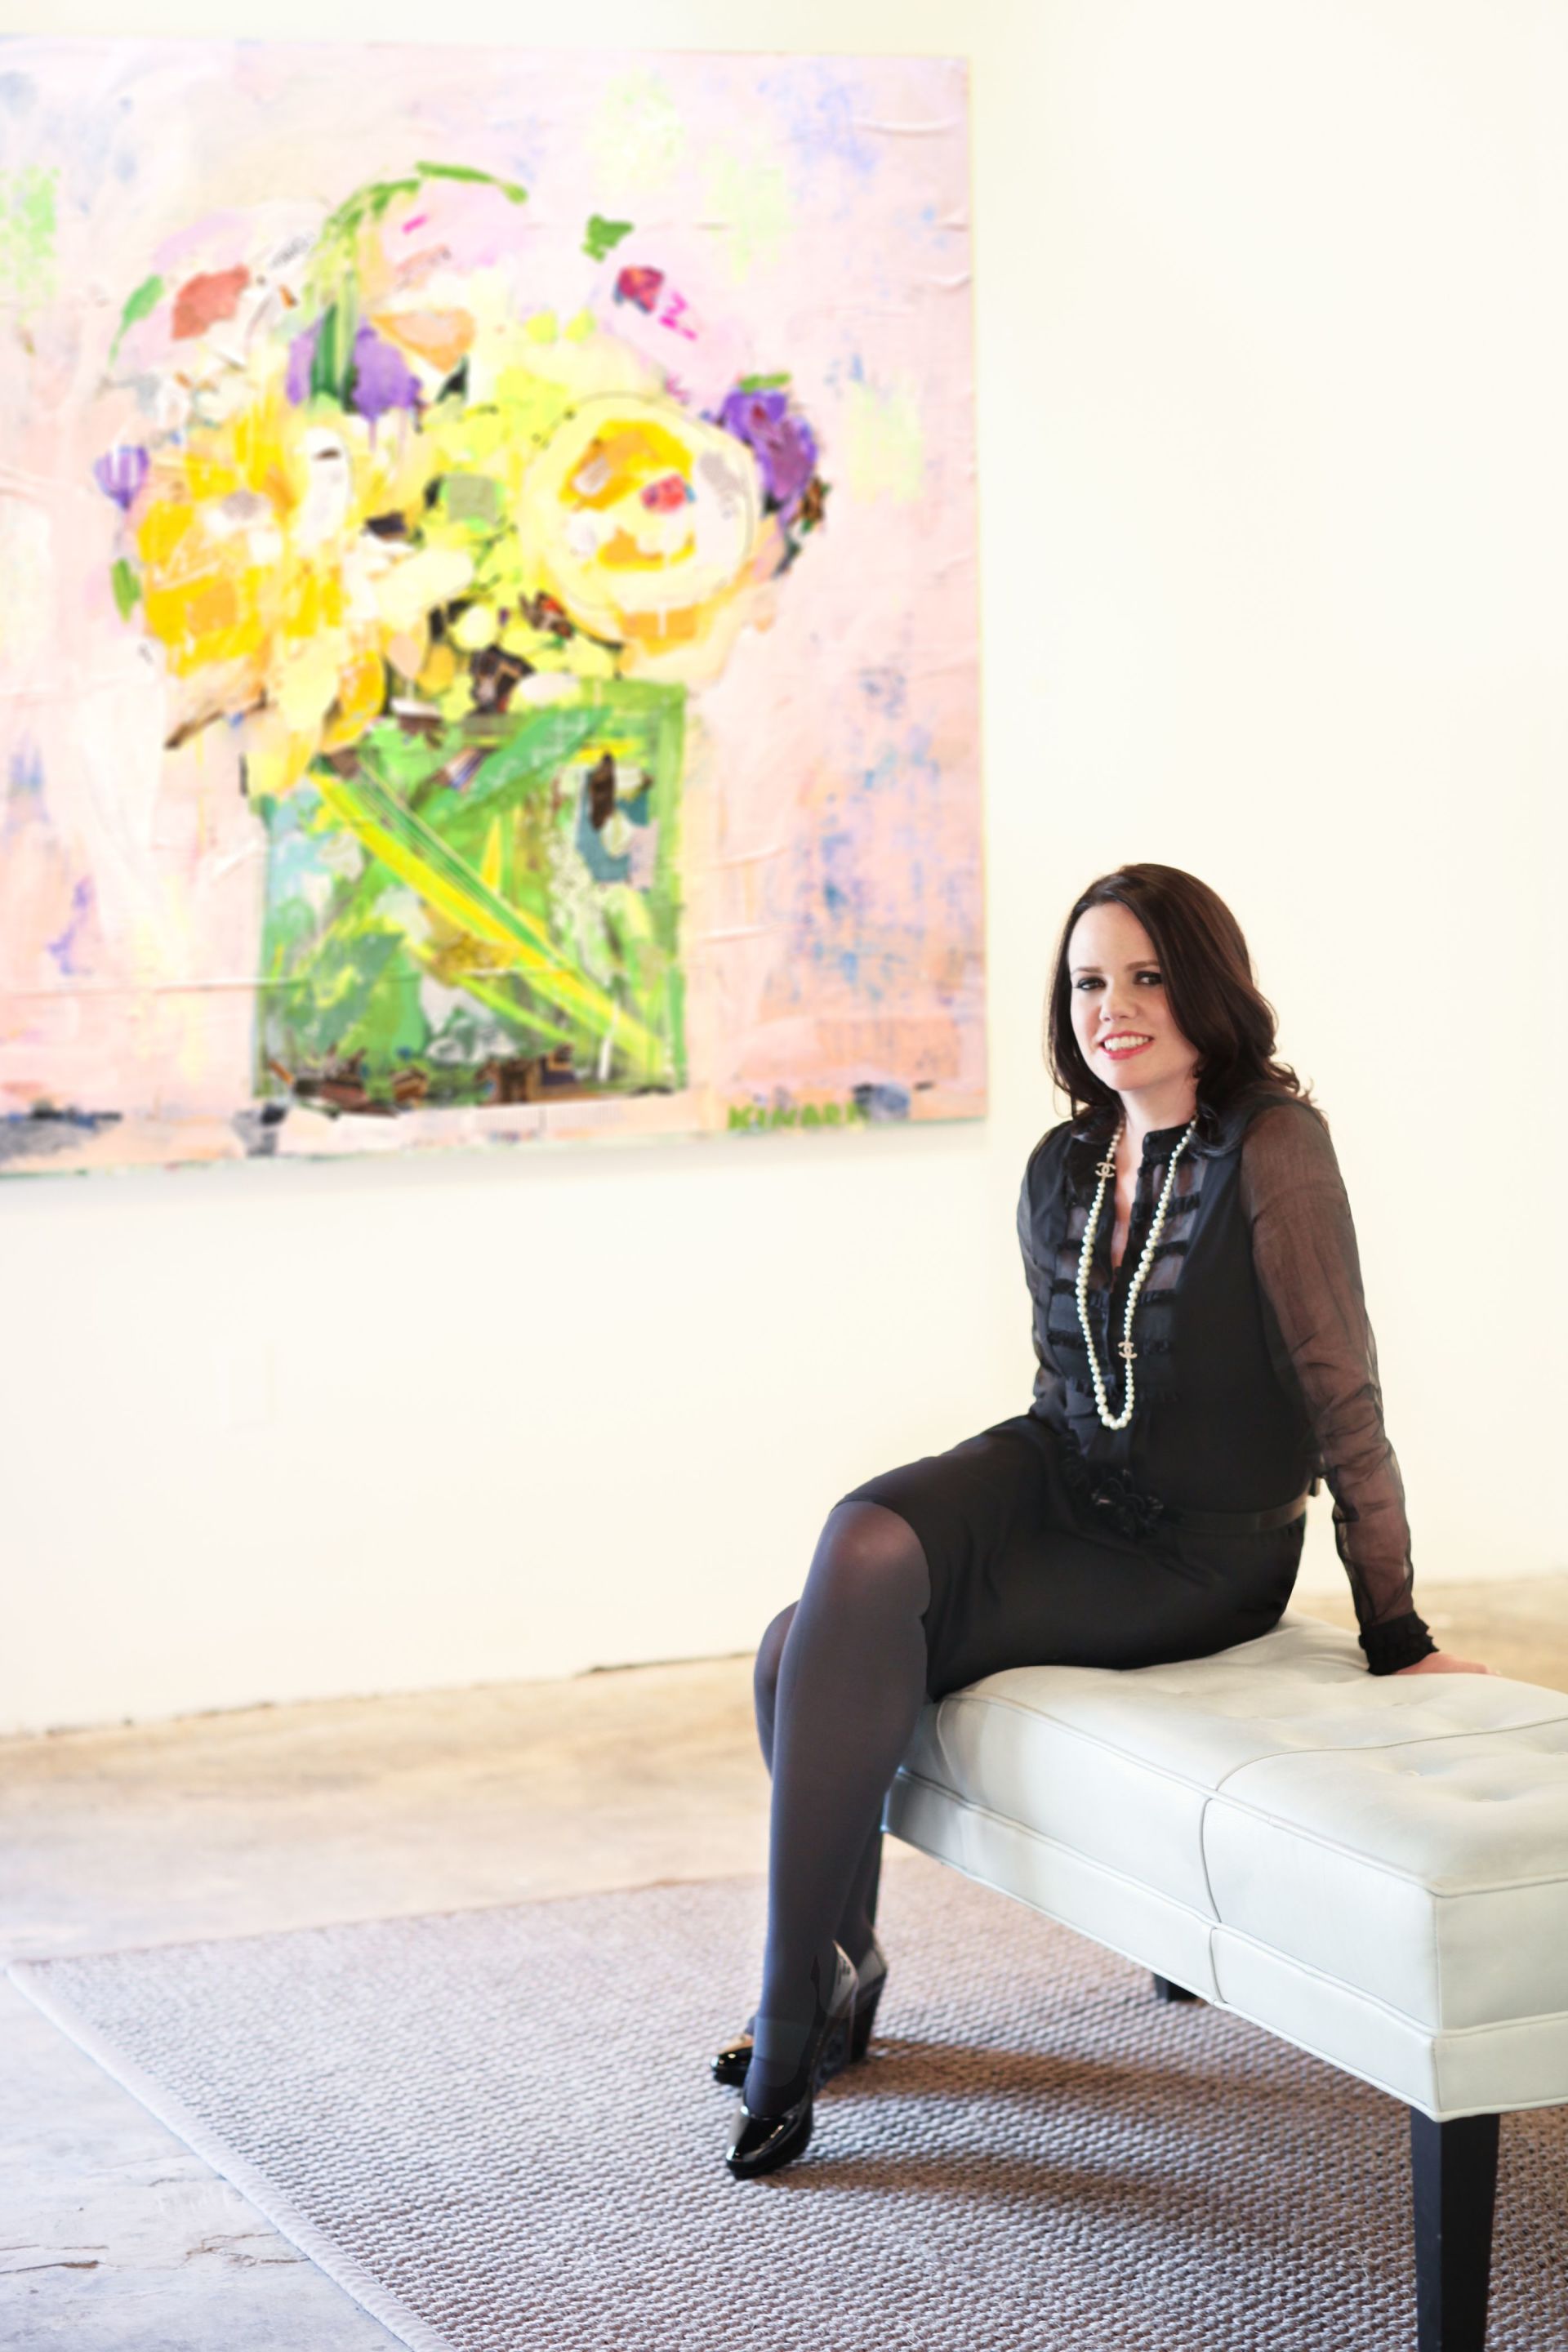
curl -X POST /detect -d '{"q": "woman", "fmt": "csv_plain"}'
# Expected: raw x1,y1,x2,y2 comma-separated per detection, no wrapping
719,862,1491,2180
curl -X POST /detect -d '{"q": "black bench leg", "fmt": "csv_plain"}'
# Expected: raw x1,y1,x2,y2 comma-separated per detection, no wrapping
1410,2109,1499,2352
1151,1973,1200,2002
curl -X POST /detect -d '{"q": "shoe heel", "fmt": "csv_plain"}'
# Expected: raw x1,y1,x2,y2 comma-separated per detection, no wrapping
849,1972,884,2063
815,1942,861,2087
817,2013,851,2083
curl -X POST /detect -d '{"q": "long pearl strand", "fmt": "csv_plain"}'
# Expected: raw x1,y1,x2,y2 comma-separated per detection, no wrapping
1076,1115,1199,1432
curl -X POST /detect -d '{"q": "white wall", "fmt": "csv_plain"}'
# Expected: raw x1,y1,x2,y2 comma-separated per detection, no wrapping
2,0,1562,1734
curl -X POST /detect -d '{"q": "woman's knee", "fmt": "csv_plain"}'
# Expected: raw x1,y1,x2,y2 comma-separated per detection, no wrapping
753,1601,798,1713
806,1499,931,1623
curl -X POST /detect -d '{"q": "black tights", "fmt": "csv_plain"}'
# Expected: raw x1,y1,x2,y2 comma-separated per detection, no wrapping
745,1500,932,2118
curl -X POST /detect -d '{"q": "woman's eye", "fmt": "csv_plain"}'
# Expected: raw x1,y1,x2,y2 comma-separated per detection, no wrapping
1137,971,1163,985
1074,978,1102,991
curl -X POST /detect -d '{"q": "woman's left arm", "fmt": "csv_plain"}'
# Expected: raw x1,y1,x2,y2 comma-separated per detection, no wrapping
1238,1102,1492,1678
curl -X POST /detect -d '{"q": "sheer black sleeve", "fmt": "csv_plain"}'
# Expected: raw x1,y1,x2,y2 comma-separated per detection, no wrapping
1238,1101,1437,1676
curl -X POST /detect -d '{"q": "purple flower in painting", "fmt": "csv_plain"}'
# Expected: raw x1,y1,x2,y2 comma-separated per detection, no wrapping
93,444,149,511
284,320,421,421
715,388,818,520
349,324,421,423
284,322,320,406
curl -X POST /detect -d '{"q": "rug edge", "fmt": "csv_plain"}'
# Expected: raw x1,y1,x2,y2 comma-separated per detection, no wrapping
5,1958,457,2352
0,1869,771,1969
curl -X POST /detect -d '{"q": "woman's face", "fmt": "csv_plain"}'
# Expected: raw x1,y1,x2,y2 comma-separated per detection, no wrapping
1067,900,1200,1112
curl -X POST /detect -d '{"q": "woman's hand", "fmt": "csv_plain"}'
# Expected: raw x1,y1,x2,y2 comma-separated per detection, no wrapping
1392,1650,1495,1677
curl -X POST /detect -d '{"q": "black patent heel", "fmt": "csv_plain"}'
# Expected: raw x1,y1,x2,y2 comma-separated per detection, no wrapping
711,1931,887,2088
848,1968,884,2063
844,1930,886,2063
710,2018,756,2088
724,1943,858,2180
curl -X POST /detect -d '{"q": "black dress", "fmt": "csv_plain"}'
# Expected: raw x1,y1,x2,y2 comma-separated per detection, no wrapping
840,1084,1437,1703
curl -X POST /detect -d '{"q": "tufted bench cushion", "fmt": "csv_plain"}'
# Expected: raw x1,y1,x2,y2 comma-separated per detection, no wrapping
883,1610,1568,2123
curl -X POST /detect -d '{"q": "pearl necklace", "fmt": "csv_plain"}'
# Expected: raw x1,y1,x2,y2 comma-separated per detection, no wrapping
1076,1115,1200,1432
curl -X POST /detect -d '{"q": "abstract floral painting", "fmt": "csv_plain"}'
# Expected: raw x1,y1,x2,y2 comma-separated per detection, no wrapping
0,42,981,1173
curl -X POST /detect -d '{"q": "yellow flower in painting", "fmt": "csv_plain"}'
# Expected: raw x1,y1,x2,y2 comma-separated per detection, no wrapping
129,357,461,789
516,393,782,683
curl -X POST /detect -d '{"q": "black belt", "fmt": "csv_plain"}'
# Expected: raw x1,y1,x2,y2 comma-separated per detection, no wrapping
1054,1439,1316,1541
1156,1490,1313,1535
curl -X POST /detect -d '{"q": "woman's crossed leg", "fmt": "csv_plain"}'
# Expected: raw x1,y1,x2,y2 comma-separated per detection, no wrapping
744,1499,931,2119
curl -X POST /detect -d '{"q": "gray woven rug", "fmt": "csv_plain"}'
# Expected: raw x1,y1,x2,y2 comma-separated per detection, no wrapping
8,1853,1566,2352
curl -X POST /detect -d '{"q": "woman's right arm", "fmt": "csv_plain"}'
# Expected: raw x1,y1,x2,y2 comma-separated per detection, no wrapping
1239,1100,1445,1675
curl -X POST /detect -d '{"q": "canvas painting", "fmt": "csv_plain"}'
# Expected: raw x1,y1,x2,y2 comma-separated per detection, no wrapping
0,42,982,1172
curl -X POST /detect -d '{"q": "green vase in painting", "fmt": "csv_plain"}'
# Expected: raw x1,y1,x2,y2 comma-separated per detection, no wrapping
253,679,686,1116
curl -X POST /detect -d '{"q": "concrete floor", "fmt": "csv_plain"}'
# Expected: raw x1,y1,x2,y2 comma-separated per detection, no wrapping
3,1578,1565,2350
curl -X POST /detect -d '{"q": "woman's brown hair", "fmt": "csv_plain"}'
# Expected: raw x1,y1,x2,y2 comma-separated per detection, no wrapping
1045,863,1313,1134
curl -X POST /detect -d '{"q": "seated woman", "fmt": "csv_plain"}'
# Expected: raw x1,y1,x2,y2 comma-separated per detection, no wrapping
719,860,1490,2180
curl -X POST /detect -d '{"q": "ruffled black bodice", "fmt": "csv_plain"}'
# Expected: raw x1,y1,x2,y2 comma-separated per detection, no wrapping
1016,1085,1435,1676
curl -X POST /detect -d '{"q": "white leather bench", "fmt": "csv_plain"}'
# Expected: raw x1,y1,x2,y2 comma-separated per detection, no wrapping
882,1610,1568,2352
